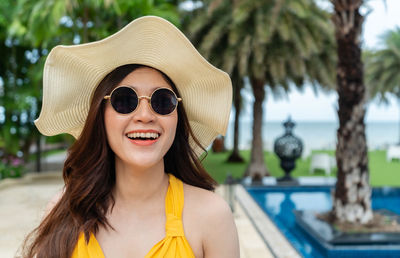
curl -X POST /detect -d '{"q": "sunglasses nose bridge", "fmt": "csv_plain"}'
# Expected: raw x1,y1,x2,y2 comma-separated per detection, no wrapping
130,98,156,122
138,95,151,102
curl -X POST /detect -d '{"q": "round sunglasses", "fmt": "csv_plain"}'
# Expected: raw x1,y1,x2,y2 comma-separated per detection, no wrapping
104,86,182,115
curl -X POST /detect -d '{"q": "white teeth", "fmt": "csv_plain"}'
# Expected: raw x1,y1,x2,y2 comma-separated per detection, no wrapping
126,132,159,139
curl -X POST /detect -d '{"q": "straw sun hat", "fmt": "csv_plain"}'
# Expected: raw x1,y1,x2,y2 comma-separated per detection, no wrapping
34,16,232,155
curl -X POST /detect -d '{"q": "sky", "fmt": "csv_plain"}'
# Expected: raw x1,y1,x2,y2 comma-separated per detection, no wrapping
250,0,400,122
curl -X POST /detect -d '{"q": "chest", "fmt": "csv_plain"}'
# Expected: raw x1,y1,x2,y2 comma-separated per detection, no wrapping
95,208,203,258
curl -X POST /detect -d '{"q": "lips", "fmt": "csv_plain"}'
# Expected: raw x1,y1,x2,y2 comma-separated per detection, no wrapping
125,130,161,146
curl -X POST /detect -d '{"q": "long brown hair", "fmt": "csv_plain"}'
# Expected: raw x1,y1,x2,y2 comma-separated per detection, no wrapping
22,64,217,258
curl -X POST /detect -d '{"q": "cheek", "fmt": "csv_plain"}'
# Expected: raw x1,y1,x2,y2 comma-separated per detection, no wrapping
165,115,178,145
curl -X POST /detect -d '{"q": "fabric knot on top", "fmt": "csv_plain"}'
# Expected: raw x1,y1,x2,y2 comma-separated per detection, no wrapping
165,213,185,237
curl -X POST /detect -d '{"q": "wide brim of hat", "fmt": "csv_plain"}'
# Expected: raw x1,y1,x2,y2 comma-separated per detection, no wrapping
34,16,232,156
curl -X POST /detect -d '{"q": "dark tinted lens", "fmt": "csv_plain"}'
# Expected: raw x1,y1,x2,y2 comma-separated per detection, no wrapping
151,89,178,115
110,87,138,114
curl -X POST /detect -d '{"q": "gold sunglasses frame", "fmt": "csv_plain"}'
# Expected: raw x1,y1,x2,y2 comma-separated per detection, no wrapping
104,86,182,115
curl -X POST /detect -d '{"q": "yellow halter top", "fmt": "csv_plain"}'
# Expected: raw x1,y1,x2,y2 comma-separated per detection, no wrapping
71,174,195,258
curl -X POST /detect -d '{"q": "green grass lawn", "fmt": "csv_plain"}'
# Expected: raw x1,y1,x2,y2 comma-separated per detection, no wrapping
202,150,400,187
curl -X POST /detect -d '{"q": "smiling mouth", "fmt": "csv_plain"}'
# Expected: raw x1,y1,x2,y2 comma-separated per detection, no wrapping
126,132,160,140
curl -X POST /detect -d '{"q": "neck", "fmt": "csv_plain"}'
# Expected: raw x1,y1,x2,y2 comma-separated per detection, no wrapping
113,158,169,207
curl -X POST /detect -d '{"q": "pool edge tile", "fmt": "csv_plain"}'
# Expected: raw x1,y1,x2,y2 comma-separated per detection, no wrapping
236,185,301,258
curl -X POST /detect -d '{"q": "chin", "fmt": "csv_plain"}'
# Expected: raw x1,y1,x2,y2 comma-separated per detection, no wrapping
123,153,164,170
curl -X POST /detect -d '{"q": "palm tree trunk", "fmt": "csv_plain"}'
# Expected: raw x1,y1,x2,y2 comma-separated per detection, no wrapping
245,77,270,181
227,79,244,163
331,0,372,224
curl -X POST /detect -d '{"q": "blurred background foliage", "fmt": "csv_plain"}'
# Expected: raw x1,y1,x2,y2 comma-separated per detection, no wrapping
0,0,180,177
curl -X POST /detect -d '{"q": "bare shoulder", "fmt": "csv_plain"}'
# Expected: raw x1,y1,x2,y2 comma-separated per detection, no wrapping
183,183,232,219
44,189,64,217
183,183,240,258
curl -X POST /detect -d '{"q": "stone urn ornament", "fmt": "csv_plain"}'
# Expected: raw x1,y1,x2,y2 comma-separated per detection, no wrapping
274,117,303,182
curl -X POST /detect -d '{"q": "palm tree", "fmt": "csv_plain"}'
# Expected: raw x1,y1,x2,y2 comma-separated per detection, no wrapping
365,28,400,144
185,0,246,161
187,0,335,180
330,0,372,224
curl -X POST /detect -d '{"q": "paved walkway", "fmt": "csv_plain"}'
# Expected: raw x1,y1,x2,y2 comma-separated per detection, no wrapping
0,173,64,258
0,171,273,258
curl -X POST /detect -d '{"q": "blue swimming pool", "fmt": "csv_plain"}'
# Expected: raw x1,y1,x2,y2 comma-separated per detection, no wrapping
247,186,400,257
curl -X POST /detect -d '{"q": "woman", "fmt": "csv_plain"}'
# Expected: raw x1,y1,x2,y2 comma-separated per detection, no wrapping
23,16,239,258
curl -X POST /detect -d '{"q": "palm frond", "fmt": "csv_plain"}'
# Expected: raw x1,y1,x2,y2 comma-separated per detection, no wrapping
365,28,400,102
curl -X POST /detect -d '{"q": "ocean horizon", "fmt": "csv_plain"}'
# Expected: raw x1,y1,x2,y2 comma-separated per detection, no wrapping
224,120,399,153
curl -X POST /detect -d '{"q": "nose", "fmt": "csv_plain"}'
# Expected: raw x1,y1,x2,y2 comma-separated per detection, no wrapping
132,98,156,123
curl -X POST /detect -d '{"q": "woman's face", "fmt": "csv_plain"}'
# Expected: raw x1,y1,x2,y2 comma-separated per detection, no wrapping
104,67,178,170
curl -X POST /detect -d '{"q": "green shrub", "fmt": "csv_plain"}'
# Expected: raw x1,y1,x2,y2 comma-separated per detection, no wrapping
0,156,25,179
